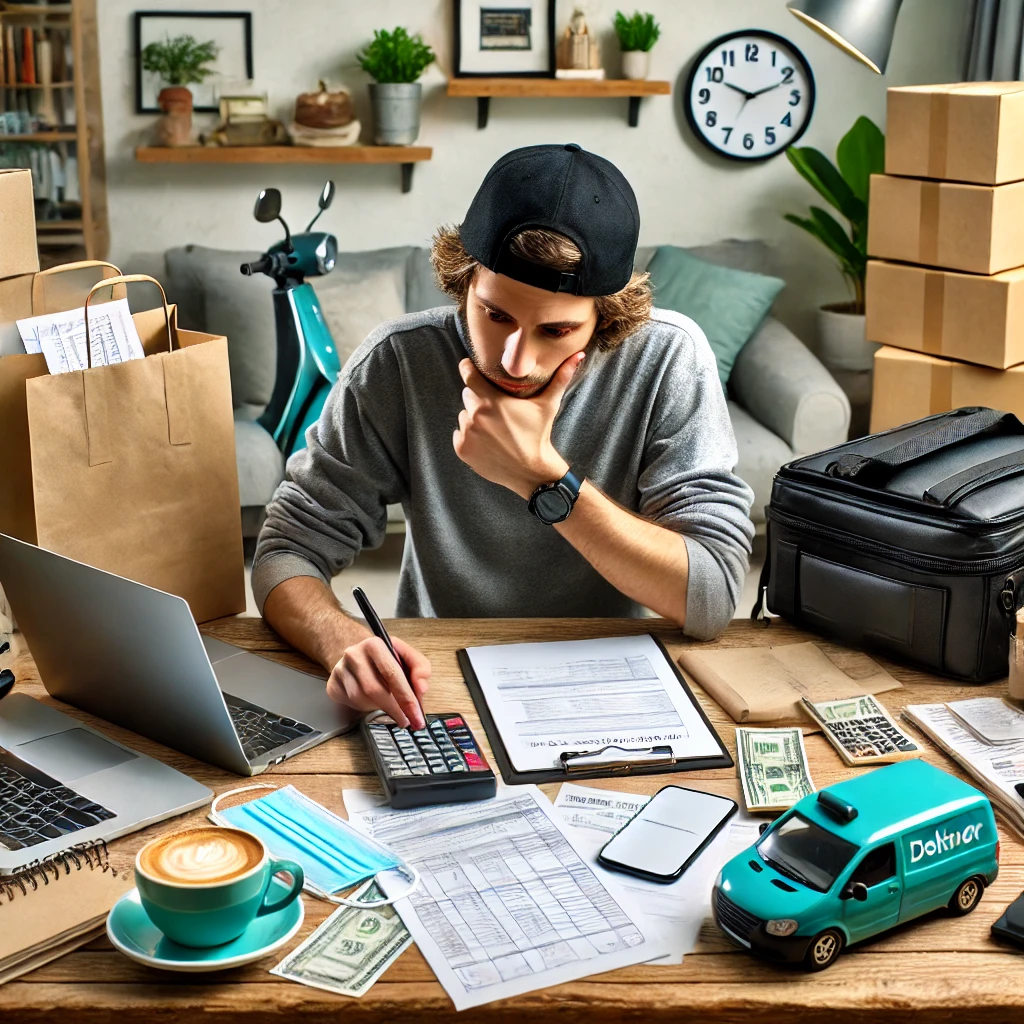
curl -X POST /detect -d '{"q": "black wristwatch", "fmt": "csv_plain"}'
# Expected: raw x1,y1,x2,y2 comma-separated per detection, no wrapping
528,467,582,525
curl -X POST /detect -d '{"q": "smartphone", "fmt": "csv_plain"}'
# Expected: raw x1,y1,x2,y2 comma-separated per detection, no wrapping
597,785,737,883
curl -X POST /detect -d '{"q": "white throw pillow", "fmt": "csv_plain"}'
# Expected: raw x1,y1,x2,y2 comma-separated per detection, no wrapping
315,266,407,370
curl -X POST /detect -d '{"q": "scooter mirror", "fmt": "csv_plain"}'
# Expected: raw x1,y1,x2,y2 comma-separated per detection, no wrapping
319,181,336,211
254,188,282,223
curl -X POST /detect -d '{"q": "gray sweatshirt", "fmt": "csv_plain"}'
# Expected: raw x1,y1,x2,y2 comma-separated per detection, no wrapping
252,306,754,639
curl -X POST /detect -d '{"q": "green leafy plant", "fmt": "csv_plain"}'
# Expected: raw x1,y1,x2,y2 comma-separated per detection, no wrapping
613,11,660,52
784,116,885,314
141,34,219,88
357,27,436,84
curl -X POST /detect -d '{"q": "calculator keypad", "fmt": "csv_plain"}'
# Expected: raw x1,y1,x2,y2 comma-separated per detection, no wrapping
367,715,489,778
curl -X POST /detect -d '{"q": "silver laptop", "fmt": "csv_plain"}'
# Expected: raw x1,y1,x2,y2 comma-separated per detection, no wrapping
0,534,357,776
0,692,211,874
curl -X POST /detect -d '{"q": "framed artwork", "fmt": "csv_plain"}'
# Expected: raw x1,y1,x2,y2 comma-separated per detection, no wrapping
454,0,556,77
134,11,253,113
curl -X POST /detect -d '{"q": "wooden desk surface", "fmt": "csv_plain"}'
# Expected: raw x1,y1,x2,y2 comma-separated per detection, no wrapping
3,616,1023,1024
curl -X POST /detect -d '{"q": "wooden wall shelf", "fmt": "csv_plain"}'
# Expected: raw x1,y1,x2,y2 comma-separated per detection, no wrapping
135,144,432,192
1,132,78,141
447,78,671,128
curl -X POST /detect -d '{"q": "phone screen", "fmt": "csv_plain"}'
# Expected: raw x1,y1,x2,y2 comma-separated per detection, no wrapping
598,786,737,881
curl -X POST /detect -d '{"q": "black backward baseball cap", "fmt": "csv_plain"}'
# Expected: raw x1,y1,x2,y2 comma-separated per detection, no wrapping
460,143,640,297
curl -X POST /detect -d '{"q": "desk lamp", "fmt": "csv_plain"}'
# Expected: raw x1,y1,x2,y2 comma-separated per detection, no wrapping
786,0,904,73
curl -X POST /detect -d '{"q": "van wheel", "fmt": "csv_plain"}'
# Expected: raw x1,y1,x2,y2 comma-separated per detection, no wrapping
804,928,844,971
948,876,983,916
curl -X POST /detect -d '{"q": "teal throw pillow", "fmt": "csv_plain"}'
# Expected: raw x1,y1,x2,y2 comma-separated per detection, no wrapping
646,245,785,387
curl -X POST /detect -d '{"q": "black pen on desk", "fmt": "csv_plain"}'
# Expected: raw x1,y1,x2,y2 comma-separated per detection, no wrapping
351,586,425,730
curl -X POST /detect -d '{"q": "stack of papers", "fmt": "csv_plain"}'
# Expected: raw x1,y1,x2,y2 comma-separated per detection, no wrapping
903,703,1024,837
17,298,145,375
343,787,667,1010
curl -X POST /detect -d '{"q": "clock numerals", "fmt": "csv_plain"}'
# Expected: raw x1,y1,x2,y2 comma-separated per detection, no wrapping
706,66,724,82
705,111,717,127
745,43,758,62
765,126,776,146
698,88,710,104
781,112,792,127
789,89,801,106
781,66,794,83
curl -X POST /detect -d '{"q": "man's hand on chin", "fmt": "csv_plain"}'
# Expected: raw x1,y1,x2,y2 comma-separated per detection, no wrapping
452,352,583,499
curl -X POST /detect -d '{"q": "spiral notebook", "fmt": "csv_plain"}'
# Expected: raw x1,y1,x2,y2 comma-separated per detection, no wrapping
0,841,132,984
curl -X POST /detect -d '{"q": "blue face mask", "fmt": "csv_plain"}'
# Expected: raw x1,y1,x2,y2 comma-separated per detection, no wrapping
210,784,418,907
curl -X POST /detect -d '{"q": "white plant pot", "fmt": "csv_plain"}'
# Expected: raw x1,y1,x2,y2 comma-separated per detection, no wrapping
621,50,650,80
817,304,877,372
817,304,878,439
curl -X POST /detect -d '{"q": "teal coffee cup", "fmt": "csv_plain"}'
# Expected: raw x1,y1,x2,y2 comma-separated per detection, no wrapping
135,826,304,948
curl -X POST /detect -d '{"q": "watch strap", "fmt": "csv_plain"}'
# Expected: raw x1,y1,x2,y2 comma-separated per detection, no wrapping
528,466,582,525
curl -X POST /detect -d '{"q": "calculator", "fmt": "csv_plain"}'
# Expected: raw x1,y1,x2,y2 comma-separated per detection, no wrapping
361,713,497,809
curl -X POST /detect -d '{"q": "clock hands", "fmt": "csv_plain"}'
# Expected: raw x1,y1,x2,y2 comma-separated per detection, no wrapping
748,81,783,98
722,80,754,100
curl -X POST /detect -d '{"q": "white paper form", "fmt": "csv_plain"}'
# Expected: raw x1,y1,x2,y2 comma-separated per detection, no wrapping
552,784,760,964
463,634,724,773
16,298,144,375
343,786,667,1010
946,697,1024,745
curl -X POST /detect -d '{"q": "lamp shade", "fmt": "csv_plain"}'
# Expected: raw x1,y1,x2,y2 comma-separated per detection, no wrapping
786,0,904,74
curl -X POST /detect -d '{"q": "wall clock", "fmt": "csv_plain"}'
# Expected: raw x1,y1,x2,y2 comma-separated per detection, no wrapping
684,30,815,162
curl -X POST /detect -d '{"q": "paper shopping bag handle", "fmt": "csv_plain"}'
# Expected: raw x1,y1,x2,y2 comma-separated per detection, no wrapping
83,275,172,369
31,260,124,314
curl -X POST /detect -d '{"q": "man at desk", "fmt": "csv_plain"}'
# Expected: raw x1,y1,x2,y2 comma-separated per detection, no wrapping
253,143,754,730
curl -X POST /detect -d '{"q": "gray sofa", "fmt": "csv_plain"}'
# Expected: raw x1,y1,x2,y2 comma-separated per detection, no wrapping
132,239,849,536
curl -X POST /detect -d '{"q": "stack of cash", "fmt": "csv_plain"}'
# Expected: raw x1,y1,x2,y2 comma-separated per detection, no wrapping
735,727,815,813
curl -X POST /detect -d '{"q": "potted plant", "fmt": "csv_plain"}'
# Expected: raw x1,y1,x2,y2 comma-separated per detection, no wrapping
784,116,885,435
141,33,219,146
357,27,435,146
613,10,660,80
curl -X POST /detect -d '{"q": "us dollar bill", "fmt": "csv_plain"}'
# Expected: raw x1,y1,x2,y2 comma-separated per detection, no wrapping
271,879,412,997
736,727,815,813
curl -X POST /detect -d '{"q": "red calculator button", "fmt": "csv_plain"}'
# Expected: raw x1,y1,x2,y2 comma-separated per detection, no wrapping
444,717,465,729
464,752,487,770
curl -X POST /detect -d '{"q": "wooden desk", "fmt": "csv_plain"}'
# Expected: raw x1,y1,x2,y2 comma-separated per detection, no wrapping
3,617,1023,1023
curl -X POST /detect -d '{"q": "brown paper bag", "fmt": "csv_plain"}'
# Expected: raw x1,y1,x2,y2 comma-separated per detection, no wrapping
19,274,244,623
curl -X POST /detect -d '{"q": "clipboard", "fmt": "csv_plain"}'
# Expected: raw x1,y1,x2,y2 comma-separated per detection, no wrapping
457,634,733,785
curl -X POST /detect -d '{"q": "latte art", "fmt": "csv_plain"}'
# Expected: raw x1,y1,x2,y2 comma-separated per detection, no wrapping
139,828,264,884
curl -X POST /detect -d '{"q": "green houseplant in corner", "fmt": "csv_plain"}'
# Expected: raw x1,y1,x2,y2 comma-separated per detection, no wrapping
785,115,885,436
358,27,436,145
613,11,660,80
141,34,219,146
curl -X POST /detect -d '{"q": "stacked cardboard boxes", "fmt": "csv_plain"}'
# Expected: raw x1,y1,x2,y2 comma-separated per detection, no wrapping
866,83,1024,432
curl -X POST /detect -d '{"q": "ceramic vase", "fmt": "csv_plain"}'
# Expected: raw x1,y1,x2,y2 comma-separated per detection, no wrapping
156,86,193,147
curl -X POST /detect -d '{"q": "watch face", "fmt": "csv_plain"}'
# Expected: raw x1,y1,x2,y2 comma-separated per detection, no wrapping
535,488,570,522
684,30,815,162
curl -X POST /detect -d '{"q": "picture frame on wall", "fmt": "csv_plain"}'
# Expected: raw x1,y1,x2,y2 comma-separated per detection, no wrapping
134,10,253,113
454,0,556,77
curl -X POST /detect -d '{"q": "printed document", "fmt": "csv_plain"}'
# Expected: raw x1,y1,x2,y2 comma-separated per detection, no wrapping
343,786,666,1010
17,298,144,375
463,634,723,773
552,783,760,964
945,697,1024,745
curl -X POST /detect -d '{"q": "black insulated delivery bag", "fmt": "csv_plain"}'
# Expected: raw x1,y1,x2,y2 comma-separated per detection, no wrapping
755,407,1024,683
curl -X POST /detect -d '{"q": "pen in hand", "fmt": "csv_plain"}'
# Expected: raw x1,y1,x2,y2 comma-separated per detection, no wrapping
351,586,426,730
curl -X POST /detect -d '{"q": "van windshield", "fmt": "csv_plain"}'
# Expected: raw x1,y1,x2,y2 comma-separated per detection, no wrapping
757,812,858,893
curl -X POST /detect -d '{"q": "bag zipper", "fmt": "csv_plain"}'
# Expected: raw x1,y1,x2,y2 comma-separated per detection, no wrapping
766,507,1024,575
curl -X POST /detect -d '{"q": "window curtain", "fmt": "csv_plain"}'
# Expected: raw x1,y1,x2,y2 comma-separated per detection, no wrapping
966,0,1024,79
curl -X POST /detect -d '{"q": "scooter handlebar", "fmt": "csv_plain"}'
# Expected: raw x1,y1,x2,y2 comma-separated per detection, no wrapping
239,256,272,277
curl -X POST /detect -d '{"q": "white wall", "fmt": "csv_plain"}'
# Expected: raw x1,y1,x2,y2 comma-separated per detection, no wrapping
97,0,973,346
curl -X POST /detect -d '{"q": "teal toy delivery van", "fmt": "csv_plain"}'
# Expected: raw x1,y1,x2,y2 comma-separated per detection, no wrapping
714,760,999,971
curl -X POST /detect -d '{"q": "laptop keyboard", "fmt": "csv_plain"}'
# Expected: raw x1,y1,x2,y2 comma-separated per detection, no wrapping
0,748,115,852
223,693,317,762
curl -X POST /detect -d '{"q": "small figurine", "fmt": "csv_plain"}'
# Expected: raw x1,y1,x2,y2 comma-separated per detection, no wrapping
714,759,998,970
556,7,604,79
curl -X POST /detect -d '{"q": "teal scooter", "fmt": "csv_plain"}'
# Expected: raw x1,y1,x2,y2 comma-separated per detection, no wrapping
240,181,341,458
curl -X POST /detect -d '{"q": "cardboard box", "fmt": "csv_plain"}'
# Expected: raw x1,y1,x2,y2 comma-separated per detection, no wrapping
870,346,1024,433
865,259,1024,369
867,173,1024,275
887,83,1024,185
0,169,39,282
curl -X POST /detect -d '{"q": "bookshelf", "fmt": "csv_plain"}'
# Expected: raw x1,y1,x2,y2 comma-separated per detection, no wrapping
0,0,108,264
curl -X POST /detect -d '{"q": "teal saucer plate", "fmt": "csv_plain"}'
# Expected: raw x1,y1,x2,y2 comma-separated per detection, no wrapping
106,878,304,973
